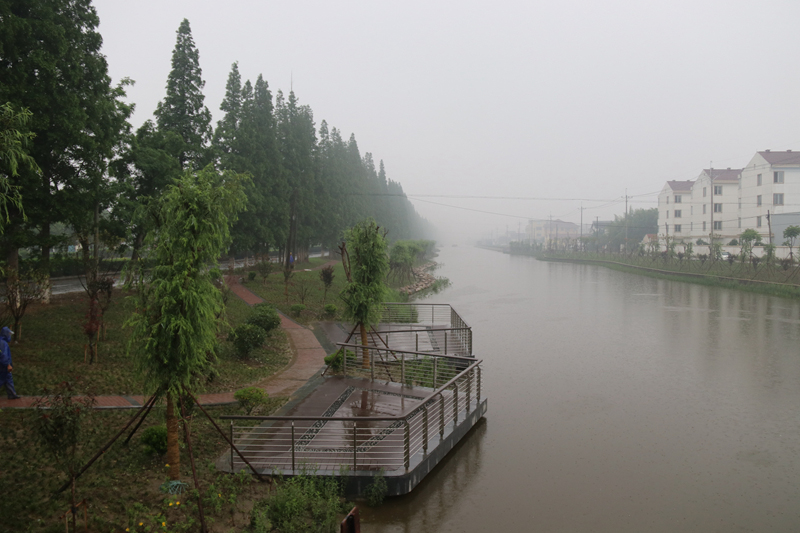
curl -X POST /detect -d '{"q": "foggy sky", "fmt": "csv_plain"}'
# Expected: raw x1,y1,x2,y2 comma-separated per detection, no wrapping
93,0,800,242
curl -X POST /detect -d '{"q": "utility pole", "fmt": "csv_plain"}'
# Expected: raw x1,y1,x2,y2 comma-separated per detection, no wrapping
625,189,629,254
596,216,599,252
767,210,773,245
580,203,584,252
709,167,714,251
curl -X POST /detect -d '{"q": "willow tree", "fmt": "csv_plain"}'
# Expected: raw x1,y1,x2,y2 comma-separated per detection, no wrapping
128,166,246,481
339,219,389,368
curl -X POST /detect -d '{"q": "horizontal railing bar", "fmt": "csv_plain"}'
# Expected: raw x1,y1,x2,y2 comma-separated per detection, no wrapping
336,343,477,361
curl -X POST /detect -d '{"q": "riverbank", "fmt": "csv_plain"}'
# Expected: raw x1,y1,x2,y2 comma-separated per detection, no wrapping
534,252,800,299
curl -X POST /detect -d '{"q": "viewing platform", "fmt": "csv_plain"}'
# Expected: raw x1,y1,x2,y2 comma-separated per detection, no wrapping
219,303,486,496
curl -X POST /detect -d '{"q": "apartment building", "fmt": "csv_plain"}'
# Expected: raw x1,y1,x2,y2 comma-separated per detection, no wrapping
656,151,800,247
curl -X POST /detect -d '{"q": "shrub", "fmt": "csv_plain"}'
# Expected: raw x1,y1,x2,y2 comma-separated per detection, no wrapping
247,271,257,282
323,304,337,317
232,323,267,358
323,349,356,371
364,469,388,506
251,475,348,533
247,305,281,333
141,425,168,455
290,304,306,317
234,387,269,415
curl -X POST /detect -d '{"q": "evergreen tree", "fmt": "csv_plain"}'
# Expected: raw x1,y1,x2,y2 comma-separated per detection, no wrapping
0,0,132,272
155,18,211,169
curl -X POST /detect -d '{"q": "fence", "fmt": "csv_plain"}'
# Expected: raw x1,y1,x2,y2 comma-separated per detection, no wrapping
222,348,482,474
375,303,473,356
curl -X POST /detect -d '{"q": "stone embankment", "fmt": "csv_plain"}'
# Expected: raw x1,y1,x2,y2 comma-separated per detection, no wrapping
399,262,438,295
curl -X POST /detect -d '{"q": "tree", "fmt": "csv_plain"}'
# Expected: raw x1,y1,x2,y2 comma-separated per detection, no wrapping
783,225,800,262
0,102,35,225
154,18,212,169
740,229,761,262
127,166,246,481
339,219,389,368
0,1,132,275
319,264,334,306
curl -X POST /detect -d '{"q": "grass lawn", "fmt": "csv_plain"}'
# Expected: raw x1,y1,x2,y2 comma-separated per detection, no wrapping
11,289,291,396
0,402,283,533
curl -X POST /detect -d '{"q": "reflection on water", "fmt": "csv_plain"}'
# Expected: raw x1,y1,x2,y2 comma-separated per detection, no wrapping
363,247,800,532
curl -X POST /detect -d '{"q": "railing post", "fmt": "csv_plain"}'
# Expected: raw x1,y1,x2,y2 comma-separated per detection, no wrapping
453,380,459,424
466,367,471,411
343,347,347,377
401,352,405,386
404,420,410,471
416,333,419,352
291,422,296,471
433,357,438,388
444,334,447,354
229,422,234,471
477,365,481,404
353,422,357,470
423,405,429,454
370,349,374,381
439,394,445,440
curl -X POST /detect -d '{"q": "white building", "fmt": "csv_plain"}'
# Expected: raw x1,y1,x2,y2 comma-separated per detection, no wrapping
687,168,741,243
657,180,693,240
739,150,800,243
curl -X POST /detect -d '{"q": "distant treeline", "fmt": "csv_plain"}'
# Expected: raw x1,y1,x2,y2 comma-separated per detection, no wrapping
0,8,430,275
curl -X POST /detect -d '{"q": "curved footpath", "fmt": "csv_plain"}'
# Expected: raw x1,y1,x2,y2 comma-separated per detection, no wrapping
0,261,338,410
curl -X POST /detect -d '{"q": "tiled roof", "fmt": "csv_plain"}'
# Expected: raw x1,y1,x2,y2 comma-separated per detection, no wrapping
666,180,694,192
758,151,800,165
704,168,741,182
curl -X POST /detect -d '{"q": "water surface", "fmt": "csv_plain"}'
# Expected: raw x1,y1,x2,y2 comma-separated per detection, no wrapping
362,246,800,532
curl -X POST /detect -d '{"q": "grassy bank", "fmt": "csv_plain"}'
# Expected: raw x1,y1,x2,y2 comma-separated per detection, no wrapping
538,252,800,299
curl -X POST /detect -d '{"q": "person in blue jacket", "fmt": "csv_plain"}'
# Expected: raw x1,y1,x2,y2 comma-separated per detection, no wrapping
0,326,20,399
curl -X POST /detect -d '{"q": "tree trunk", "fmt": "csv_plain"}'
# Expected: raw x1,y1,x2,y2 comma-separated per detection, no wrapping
360,323,369,368
166,393,180,480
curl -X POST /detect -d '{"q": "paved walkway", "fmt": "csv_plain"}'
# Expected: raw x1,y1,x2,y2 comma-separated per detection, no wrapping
0,261,338,410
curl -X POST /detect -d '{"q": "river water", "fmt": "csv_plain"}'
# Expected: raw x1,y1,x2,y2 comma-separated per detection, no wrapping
361,245,800,532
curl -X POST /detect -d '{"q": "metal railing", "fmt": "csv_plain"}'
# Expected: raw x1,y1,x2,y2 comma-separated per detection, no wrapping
376,303,473,356
222,349,483,474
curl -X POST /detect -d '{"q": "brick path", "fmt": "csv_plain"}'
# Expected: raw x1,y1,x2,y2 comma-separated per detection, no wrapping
0,261,338,410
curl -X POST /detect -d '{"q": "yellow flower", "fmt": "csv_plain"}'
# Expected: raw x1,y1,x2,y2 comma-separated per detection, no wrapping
162,522,166,527
169,502,173,506
126,529,129,532
139,523,143,526
176,501,180,506
165,464,169,467
218,493,221,498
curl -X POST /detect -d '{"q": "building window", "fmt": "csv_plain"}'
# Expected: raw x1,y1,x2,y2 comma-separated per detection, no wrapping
675,195,682,203
774,171,784,184
738,199,741,209
757,195,762,207
666,196,669,204
690,222,693,231
702,204,706,214
666,210,669,218
714,185,722,195
738,217,741,228
713,203,722,213
774,193,784,205
674,224,682,233
757,216,762,228
665,224,669,233
690,206,693,215
757,173,762,186
703,187,707,197
703,221,707,231
674,210,681,218
714,221,722,230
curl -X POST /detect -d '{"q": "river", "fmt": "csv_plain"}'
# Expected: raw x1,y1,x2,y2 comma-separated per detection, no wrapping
360,245,800,532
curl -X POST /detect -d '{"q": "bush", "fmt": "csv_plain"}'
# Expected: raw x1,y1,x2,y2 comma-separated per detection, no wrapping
323,304,337,317
364,469,388,506
234,387,269,415
141,425,168,455
232,323,267,358
323,349,356,371
247,271,257,282
290,304,306,317
247,305,281,333
251,475,348,533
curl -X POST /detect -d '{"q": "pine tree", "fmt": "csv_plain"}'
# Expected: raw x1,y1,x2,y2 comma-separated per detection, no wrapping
155,18,211,169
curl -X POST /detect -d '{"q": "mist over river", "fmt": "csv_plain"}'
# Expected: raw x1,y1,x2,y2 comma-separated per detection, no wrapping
361,245,800,532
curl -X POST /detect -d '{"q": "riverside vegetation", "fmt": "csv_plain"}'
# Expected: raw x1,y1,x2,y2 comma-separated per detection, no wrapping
0,242,437,532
